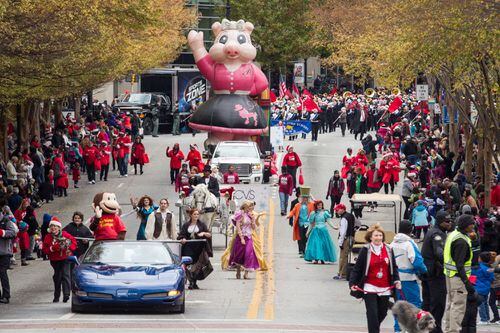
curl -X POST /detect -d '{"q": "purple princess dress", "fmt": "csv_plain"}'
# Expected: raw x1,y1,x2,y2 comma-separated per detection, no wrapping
229,210,260,270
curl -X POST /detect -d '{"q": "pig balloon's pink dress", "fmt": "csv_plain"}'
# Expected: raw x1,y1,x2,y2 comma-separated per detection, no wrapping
229,210,260,270
189,54,269,135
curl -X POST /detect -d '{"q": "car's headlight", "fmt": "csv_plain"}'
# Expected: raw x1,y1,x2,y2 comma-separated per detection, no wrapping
168,290,181,297
142,292,168,299
74,291,87,297
252,163,262,171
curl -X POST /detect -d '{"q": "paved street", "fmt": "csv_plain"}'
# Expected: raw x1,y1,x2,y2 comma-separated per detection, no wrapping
0,130,497,333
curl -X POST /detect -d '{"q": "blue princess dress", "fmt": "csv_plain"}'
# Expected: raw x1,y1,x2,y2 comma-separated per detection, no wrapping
304,210,337,263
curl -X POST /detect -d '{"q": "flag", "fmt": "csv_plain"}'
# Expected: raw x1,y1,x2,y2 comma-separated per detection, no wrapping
285,89,294,100
388,96,403,113
270,90,277,103
302,88,313,98
292,83,301,100
279,82,286,98
302,94,320,113
329,87,338,95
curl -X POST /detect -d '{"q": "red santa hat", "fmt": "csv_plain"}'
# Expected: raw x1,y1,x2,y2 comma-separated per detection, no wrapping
48,216,62,229
334,203,346,212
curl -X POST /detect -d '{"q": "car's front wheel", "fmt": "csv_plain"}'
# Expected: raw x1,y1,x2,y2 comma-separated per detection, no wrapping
71,296,86,313
142,117,153,135
170,294,185,314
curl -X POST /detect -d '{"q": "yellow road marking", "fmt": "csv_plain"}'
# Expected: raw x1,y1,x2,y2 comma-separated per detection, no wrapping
264,199,275,320
246,212,266,319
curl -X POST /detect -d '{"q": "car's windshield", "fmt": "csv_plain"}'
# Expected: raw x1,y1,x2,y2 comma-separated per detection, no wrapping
82,242,173,265
122,93,151,104
213,146,259,158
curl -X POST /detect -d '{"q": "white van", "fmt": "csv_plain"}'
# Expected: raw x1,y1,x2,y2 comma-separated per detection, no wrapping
209,141,263,184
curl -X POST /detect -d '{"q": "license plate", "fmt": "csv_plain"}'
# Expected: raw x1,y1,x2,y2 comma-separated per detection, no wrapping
116,289,128,297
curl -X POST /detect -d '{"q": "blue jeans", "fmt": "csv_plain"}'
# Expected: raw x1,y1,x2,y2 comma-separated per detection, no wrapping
279,192,289,213
478,293,490,322
394,280,422,332
118,154,129,176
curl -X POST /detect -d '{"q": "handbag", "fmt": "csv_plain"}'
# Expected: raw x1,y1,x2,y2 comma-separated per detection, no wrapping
188,250,213,281
298,168,304,185
143,153,150,164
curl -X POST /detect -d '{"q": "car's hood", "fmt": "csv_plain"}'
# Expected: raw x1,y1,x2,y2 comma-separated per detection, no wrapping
79,264,180,281
212,157,259,164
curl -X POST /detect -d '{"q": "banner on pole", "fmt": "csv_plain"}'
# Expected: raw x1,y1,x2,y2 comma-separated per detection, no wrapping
416,84,429,101
270,120,311,135
270,125,284,148
293,63,305,84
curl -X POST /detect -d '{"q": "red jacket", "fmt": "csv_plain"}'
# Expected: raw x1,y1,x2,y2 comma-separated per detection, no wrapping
379,158,400,183
117,135,132,157
223,172,240,184
100,146,111,166
491,184,500,207
186,149,204,171
131,142,146,165
278,174,294,195
43,231,77,261
166,148,184,169
282,152,302,168
83,146,98,165
366,168,381,189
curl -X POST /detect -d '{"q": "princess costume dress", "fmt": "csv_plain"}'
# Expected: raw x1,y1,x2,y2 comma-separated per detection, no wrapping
304,210,337,263
227,210,260,271
221,213,267,271
190,55,268,135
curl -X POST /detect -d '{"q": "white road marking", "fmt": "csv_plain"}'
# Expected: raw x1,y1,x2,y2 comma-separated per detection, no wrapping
185,300,212,304
117,183,124,188
0,318,270,323
58,312,75,320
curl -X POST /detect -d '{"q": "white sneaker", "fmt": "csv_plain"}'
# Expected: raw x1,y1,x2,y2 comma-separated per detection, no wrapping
124,174,128,177
88,181,93,184
91,180,96,184
478,321,490,325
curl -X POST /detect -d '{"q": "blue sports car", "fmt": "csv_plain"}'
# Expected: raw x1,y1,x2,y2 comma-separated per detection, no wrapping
71,241,192,313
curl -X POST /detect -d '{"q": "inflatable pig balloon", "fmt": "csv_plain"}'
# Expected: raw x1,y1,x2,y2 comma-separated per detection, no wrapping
187,19,269,145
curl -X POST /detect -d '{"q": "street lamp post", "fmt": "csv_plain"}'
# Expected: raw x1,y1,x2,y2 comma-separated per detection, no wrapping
226,0,230,19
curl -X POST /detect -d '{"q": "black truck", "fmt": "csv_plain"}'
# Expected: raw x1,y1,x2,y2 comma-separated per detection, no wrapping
113,93,172,134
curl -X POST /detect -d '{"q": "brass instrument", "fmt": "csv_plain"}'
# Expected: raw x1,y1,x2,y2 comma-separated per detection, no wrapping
365,88,376,98
343,91,352,99
392,88,401,95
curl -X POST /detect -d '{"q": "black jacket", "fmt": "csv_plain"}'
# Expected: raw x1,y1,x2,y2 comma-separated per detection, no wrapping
63,222,94,257
421,225,447,278
349,244,400,290
177,221,213,259
347,174,367,198
195,176,220,197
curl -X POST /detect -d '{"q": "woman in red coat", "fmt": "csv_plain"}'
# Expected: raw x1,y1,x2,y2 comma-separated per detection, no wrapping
379,152,400,194
99,141,111,181
282,146,302,188
83,142,98,184
341,147,355,179
52,153,67,195
43,217,77,303
166,143,185,184
186,144,204,172
131,136,146,175
354,149,369,175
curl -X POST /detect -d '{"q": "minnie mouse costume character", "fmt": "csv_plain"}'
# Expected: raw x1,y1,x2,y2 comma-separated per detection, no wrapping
187,19,268,144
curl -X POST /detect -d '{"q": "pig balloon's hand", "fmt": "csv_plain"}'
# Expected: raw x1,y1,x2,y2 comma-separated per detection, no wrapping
187,30,204,51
